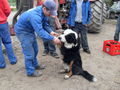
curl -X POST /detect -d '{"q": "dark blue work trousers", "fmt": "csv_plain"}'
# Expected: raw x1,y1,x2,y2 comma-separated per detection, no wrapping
114,15,120,41
73,22,89,50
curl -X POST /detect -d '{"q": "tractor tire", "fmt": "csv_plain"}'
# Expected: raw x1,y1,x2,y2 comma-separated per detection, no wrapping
88,0,107,33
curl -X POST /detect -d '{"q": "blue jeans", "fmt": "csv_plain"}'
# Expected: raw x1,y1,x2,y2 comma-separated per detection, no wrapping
43,17,56,53
0,23,17,68
73,22,89,50
114,15,120,41
16,32,39,75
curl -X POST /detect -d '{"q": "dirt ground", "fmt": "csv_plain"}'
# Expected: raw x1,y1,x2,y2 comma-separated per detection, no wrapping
0,19,120,90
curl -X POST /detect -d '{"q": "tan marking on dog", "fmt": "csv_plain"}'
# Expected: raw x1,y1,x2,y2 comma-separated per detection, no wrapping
64,61,74,79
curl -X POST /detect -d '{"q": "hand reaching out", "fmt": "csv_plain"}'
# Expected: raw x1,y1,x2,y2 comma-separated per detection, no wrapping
53,37,61,45
50,31,59,37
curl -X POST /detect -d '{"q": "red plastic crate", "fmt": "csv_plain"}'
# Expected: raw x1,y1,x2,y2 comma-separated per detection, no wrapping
103,40,120,56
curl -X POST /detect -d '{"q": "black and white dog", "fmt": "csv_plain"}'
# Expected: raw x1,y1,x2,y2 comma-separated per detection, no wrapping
58,29,97,82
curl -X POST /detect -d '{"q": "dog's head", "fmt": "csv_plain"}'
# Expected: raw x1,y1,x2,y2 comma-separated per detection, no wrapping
58,29,78,49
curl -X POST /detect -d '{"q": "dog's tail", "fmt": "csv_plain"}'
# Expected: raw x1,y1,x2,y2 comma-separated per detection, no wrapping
80,70,97,82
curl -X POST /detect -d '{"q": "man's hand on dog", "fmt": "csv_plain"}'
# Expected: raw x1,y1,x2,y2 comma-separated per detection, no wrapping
53,37,61,45
51,31,62,45
50,31,59,37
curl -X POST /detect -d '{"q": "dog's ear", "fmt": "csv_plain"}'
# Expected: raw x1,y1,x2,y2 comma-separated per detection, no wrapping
65,33,77,44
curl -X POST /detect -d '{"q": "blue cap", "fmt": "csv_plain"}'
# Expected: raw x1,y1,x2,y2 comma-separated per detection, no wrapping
43,0,57,16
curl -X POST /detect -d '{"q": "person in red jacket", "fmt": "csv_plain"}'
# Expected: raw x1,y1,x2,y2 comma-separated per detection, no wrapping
0,0,17,68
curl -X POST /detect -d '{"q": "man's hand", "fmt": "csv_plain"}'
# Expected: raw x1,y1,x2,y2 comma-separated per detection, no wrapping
53,37,61,45
50,31,59,37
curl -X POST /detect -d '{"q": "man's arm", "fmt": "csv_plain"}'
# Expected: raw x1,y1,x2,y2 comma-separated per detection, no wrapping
43,17,59,36
43,17,53,33
30,15,61,44
30,15,54,41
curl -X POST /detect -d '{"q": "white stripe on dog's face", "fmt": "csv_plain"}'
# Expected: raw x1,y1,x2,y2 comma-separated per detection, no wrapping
63,29,78,39
59,34,66,42
59,29,78,49
59,29,78,42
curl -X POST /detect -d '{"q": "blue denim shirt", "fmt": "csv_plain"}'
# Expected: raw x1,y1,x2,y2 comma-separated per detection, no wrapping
15,6,54,41
67,0,91,26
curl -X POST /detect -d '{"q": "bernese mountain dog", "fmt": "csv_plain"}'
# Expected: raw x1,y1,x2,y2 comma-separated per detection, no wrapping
58,29,97,82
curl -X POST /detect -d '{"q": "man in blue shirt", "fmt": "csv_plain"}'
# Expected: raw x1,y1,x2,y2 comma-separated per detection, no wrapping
67,0,91,54
14,0,61,77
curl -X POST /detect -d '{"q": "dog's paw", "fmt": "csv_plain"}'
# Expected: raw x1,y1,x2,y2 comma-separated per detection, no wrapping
92,77,97,82
64,75,70,80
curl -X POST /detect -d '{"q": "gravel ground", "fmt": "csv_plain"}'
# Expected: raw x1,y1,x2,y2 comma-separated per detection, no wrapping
0,19,120,90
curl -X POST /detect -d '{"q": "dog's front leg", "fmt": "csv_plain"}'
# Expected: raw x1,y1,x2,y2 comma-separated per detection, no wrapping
64,61,74,79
